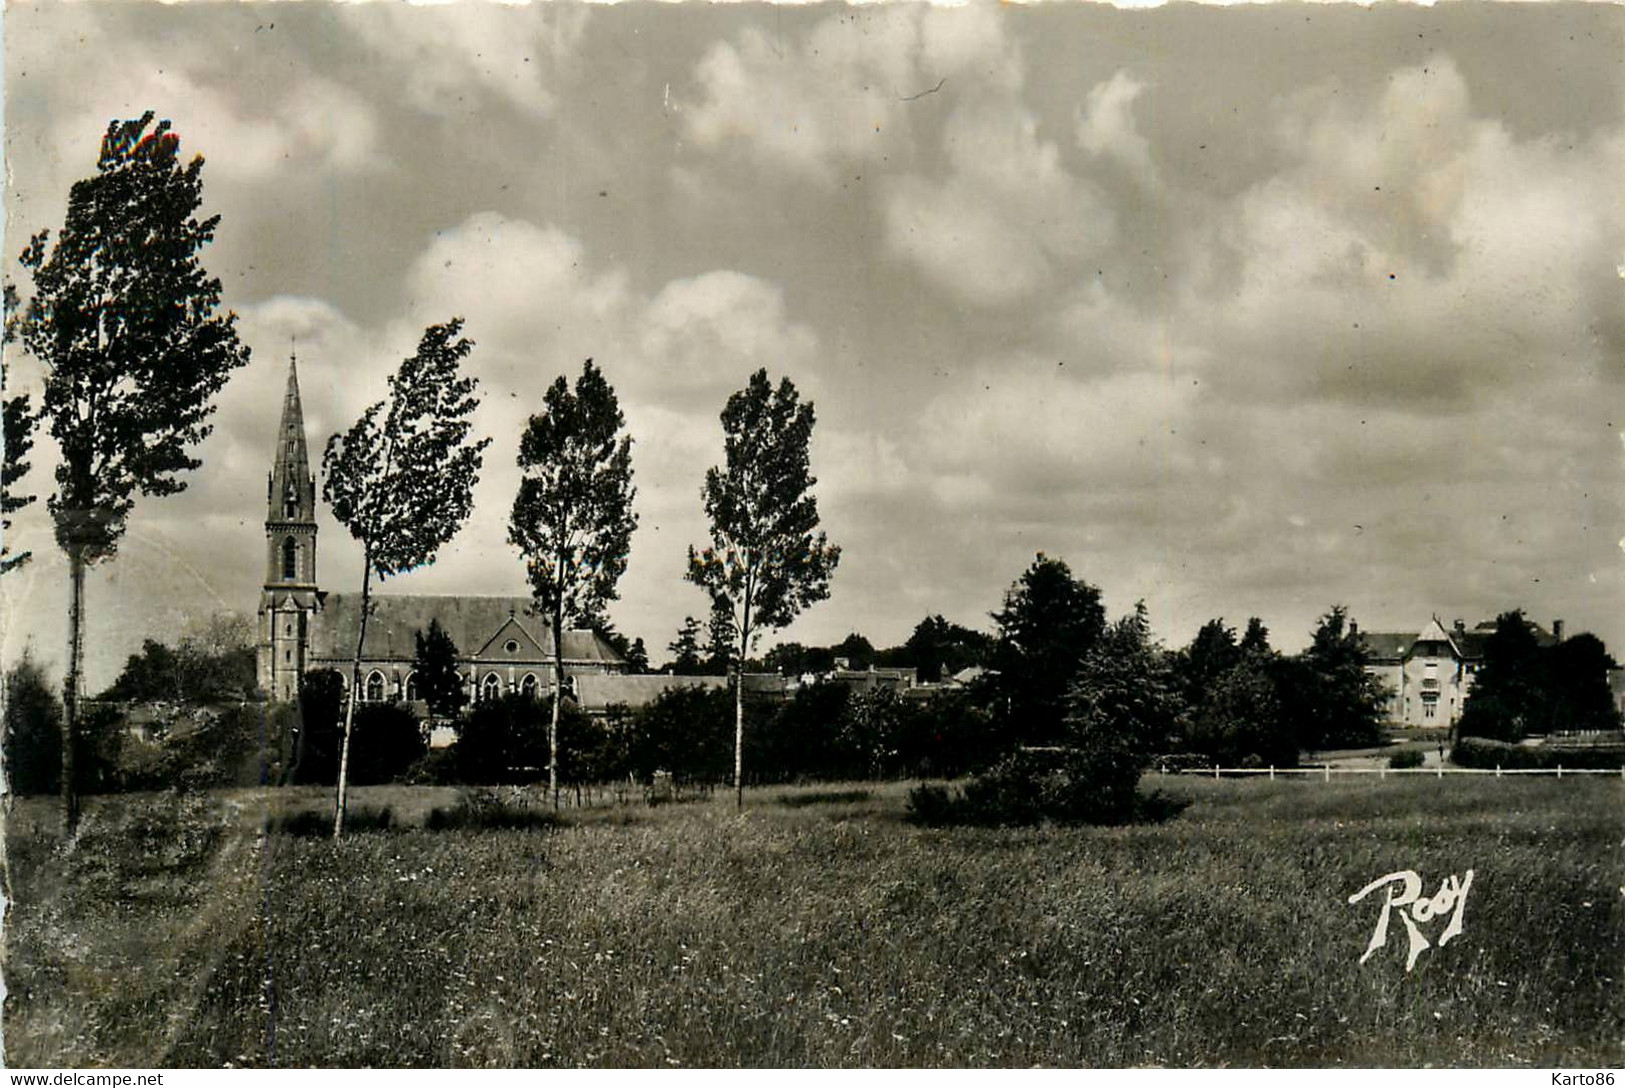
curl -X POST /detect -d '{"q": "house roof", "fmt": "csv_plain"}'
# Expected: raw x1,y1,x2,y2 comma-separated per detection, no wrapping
1358,632,1415,661
573,673,728,711
308,593,622,665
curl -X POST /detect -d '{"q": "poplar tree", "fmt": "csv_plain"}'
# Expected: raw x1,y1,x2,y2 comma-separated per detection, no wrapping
323,319,489,836
688,369,840,809
12,113,250,831
508,359,637,810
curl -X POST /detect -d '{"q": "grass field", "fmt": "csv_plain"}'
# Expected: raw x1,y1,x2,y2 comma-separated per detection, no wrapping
4,775,1621,1068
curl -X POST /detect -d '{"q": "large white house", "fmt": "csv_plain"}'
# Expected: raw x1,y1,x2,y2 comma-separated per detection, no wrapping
1358,616,1564,729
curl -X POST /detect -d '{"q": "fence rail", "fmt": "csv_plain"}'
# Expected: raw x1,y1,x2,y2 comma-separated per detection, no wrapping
1158,765,1625,780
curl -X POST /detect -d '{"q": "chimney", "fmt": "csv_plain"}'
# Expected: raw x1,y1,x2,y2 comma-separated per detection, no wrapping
1453,618,1465,636
1349,620,1358,637
1553,619,1565,643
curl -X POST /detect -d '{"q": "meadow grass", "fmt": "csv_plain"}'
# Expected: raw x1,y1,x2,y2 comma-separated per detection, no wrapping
3,775,1620,1068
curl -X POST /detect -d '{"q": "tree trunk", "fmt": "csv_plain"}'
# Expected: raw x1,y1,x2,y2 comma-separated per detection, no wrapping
60,544,86,835
334,556,374,839
735,593,751,812
733,664,744,811
551,601,563,812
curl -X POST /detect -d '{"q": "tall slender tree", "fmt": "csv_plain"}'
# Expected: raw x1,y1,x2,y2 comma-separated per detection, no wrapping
508,358,637,810
12,113,250,831
323,319,489,836
688,369,840,809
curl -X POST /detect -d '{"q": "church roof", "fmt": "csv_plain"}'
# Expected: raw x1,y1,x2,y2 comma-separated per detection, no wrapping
573,673,729,711
307,593,623,665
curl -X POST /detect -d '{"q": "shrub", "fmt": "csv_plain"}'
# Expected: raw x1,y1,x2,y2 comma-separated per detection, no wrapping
904,782,956,827
275,806,394,837
1451,736,1625,771
403,746,462,786
4,656,62,795
631,686,734,787
425,788,560,832
346,703,427,786
1388,748,1425,770
454,693,549,785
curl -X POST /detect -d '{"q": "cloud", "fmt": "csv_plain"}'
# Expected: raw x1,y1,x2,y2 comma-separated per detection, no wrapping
883,101,1114,307
44,57,383,189
1076,71,1160,189
1181,55,1625,415
338,4,577,118
637,272,821,404
681,5,1023,184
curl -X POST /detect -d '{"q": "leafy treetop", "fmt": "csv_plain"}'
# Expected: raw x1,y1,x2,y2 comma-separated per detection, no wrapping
16,113,251,558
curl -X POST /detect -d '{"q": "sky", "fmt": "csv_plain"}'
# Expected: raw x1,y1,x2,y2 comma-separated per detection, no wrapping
2,1,1622,691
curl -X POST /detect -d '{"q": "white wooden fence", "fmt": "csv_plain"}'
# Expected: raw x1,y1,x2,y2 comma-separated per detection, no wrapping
1158,764,1625,780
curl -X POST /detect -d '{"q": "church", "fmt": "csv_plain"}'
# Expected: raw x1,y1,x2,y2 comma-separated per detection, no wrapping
256,356,626,705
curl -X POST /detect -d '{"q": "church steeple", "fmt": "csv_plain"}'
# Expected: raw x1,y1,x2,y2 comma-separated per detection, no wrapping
268,347,315,524
259,348,320,701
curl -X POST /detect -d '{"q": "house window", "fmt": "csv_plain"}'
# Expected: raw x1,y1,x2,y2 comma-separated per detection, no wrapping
282,537,298,579
482,673,503,701
366,671,385,703
1423,701,1436,720
520,673,538,699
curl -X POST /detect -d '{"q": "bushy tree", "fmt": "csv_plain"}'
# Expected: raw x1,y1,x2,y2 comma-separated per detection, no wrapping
630,685,735,787
991,553,1107,747
4,653,62,795
323,318,489,834
508,358,637,809
755,680,852,781
14,113,252,831
454,692,548,785
1239,617,1272,655
1459,613,1619,740
893,614,995,683
1062,603,1183,822
687,370,840,808
100,634,256,704
412,618,466,721
290,669,345,786
1458,611,1544,741
1,337,37,575
345,703,427,786
1291,606,1386,752
668,617,706,676
1543,633,1621,734
1182,618,1240,707
1185,649,1294,767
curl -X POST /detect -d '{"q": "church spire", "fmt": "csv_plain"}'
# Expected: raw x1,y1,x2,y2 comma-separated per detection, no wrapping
268,346,315,524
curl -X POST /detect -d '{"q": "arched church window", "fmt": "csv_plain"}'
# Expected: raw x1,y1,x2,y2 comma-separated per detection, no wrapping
282,537,298,580
366,671,385,703
405,672,419,702
482,673,503,701
520,673,538,699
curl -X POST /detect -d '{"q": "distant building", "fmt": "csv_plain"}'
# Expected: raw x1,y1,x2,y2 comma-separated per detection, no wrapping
824,666,915,695
256,354,624,704
1358,616,1564,729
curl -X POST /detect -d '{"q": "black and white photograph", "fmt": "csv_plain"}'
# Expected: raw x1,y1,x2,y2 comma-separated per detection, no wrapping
1,0,1622,1070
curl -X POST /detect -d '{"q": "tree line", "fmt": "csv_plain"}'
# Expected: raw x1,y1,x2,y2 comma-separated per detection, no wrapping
2,112,839,834
5,111,1618,834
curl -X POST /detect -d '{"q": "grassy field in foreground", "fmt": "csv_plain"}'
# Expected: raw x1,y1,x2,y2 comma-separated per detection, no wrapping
4,776,1621,1068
